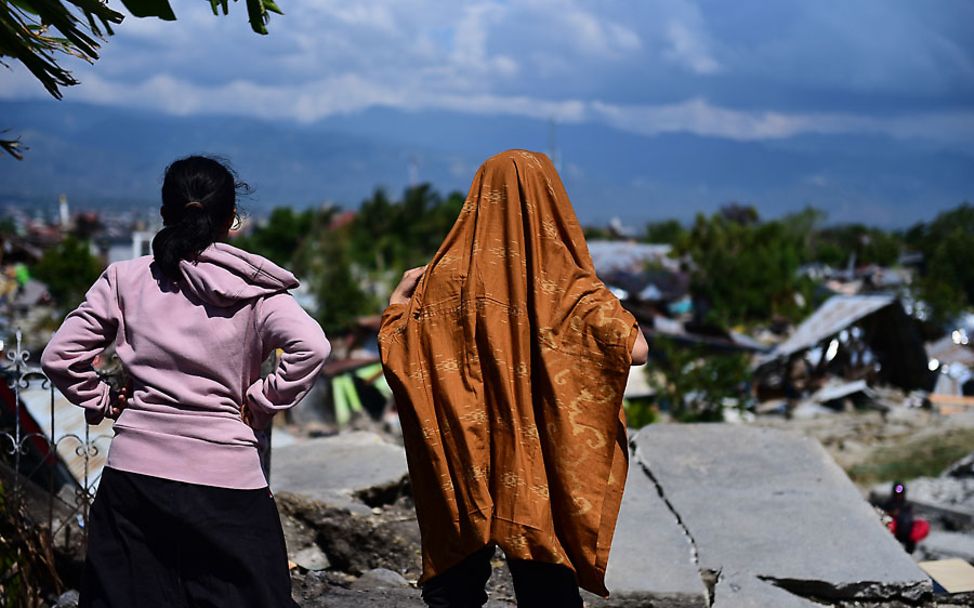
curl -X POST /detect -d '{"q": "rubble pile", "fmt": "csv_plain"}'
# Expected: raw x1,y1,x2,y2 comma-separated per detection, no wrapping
269,432,524,607
267,428,964,607
870,452,974,531
870,451,974,567
752,295,930,411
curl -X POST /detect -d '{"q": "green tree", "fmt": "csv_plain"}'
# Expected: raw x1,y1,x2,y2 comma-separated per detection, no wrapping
234,206,315,269
647,337,750,422
905,203,974,324
0,216,17,236
305,228,371,336
348,184,463,273
680,210,810,326
234,184,465,334
812,224,901,268
643,219,687,246
32,235,103,308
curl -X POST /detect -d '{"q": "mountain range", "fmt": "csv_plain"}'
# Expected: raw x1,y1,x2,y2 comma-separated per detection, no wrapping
1,100,971,227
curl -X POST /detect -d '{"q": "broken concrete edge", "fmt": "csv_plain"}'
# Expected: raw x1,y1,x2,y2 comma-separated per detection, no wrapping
352,475,412,509
713,571,825,608
758,576,933,605
633,424,933,605
631,438,714,607
276,490,363,571
277,488,369,516
587,590,710,608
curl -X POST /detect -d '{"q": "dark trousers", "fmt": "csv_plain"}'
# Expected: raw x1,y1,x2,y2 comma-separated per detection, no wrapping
421,545,583,608
81,467,297,608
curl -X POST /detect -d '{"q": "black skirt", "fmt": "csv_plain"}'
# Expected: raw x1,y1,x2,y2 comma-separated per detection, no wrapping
81,467,298,608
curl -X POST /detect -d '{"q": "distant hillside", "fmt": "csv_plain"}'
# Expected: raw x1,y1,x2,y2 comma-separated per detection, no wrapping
1,101,971,226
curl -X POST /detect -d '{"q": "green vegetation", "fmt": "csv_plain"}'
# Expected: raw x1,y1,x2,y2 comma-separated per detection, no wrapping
234,184,464,335
348,185,465,273
644,219,687,246
904,203,974,326
678,205,814,326
0,483,61,607
646,337,751,422
16,183,972,355
227,197,974,342
233,207,316,270
811,224,901,268
623,398,659,429
847,427,974,485
665,202,974,330
32,236,104,310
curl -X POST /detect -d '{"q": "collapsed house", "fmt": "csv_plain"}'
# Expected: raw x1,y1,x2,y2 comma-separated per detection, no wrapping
753,294,930,401
925,328,974,414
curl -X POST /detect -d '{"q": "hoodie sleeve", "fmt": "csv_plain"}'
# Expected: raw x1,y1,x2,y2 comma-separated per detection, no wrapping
40,266,120,425
245,292,330,427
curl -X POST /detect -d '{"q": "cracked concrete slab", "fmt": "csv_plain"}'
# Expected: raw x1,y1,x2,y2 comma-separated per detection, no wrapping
271,431,409,514
597,461,710,607
714,571,824,608
634,424,932,604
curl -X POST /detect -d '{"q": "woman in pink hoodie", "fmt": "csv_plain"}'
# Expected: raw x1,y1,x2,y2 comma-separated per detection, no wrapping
41,156,330,608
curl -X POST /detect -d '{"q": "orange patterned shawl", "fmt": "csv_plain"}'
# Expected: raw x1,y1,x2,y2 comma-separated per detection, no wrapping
378,150,637,596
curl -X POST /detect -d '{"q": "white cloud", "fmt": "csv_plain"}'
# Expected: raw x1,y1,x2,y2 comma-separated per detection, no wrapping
0,0,969,147
449,3,519,82
591,97,974,142
310,2,397,32
560,9,642,57
4,61,969,145
663,20,720,74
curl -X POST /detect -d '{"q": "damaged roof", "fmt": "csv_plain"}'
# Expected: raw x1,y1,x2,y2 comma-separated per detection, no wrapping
762,294,896,362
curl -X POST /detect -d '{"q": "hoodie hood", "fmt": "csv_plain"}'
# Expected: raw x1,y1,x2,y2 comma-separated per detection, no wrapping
177,242,298,307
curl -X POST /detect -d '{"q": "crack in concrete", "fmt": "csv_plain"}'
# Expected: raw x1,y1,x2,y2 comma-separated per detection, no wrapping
634,445,715,606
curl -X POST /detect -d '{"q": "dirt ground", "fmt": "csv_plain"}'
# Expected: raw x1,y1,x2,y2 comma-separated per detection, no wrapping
751,407,974,489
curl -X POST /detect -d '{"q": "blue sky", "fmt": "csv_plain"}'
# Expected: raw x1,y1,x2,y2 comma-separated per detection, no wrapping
2,0,971,140
1,0,972,225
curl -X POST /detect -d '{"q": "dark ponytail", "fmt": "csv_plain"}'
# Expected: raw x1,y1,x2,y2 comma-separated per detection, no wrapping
152,156,249,279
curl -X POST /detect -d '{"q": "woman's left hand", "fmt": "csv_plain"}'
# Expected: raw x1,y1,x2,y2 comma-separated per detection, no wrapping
240,402,254,427
389,266,427,306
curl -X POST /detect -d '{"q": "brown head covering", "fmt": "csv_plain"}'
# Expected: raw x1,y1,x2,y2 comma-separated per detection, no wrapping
379,149,637,596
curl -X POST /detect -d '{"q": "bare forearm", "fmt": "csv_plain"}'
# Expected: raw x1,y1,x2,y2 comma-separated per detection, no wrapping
631,327,648,366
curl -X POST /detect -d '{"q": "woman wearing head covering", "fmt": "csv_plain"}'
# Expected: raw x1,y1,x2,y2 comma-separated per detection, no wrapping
379,150,648,607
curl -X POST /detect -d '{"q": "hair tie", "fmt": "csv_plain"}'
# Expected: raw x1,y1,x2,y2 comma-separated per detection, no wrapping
184,201,204,210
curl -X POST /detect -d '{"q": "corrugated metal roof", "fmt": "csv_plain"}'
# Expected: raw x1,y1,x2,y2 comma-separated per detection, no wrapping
927,335,974,368
764,294,896,361
809,379,873,403
20,385,113,491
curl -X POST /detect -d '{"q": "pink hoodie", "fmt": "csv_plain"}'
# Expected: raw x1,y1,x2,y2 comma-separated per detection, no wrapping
41,243,330,489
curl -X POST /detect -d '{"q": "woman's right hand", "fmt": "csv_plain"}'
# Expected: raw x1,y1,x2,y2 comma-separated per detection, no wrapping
389,266,426,306
107,385,130,420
